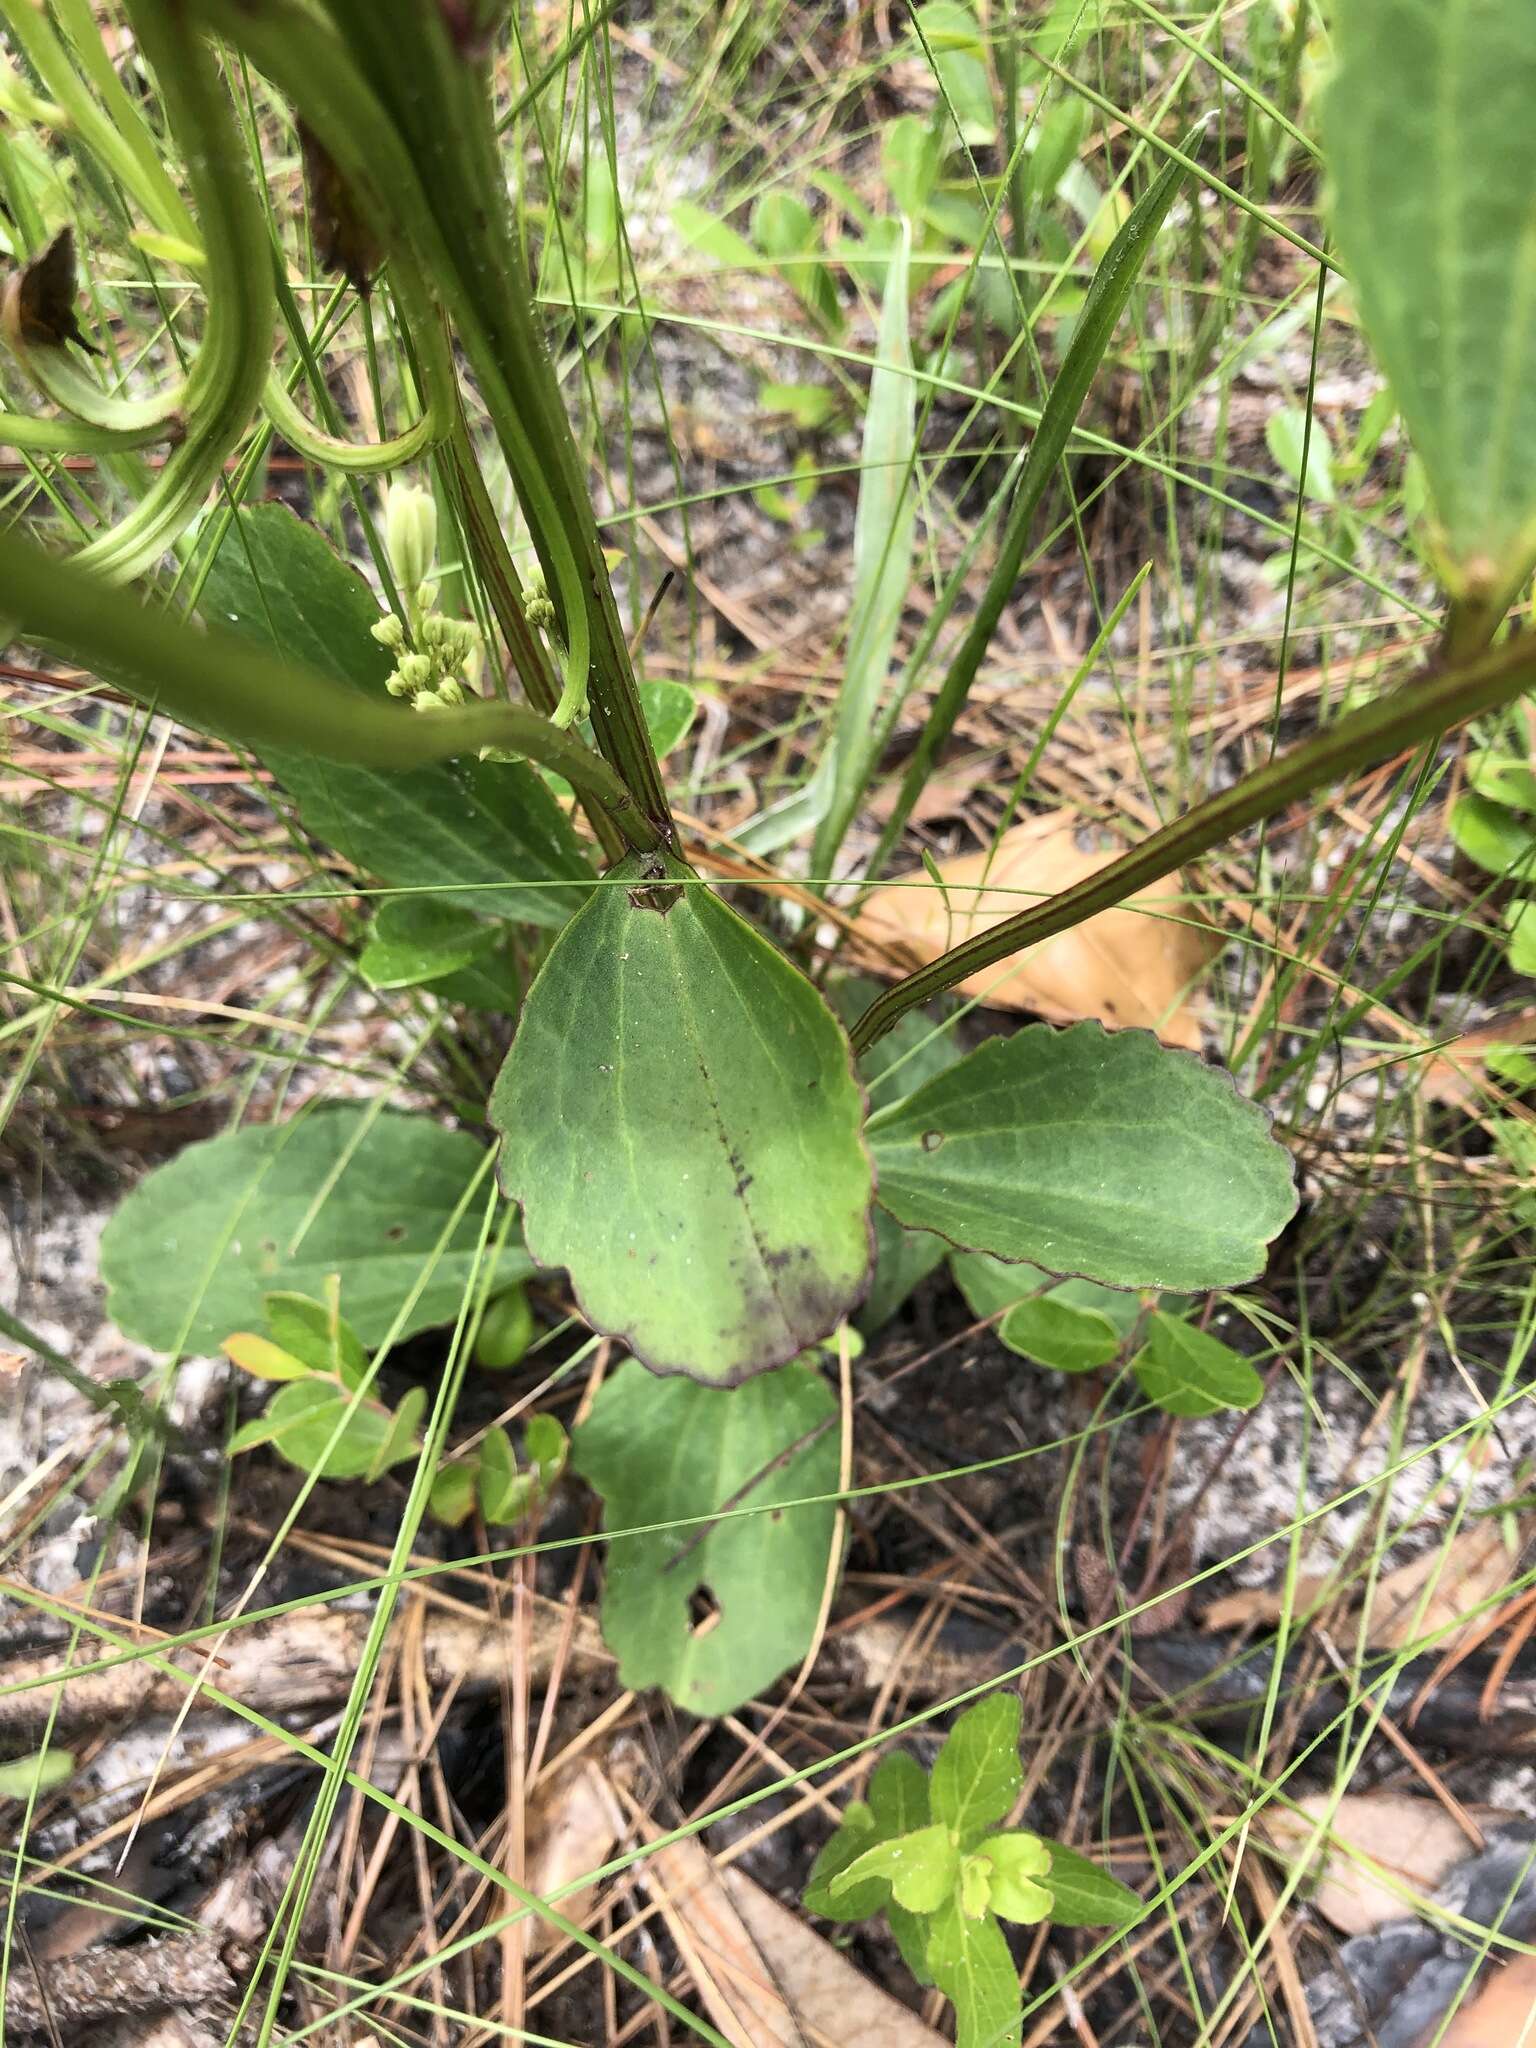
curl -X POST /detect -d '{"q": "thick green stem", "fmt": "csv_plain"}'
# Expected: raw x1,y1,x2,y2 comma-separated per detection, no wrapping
313,0,672,835
0,522,660,851
849,634,1536,1053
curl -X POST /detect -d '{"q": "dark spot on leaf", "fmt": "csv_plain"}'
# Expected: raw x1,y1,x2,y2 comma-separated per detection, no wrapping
385,1223,407,1242
921,1129,945,1153
688,1583,722,1636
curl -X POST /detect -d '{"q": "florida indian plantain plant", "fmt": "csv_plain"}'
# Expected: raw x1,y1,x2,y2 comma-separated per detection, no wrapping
6,0,1536,1727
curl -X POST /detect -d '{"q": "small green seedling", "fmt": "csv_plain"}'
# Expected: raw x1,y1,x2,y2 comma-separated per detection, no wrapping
224,1277,425,1484
475,1283,535,1370
804,1695,1139,2048
429,1412,567,1529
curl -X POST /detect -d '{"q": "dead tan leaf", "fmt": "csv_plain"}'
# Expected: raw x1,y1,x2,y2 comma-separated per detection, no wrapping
849,814,1218,1048
525,1760,624,1957
621,1786,943,2047
722,1867,947,2047
1265,1791,1477,1936
1364,1522,1525,1655
1439,1953,1536,2044
1418,1007,1536,1109
1201,1569,1341,1633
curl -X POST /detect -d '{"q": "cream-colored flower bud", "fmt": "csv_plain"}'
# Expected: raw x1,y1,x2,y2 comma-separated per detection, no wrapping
370,613,406,651
384,485,437,598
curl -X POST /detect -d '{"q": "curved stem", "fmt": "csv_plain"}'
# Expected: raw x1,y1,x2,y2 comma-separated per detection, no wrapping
71,1,274,583
0,521,660,850
258,258,455,473
0,405,172,455
849,634,1536,1053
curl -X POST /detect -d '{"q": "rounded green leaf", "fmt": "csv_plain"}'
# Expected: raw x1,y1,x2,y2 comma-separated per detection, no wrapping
101,1107,529,1356
1132,1310,1263,1418
868,1024,1295,1292
1508,900,1536,977
241,1379,393,1481
570,1356,840,1715
1322,0,1536,599
492,853,874,1383
999,1297,1120,1374
1450,794,1536,877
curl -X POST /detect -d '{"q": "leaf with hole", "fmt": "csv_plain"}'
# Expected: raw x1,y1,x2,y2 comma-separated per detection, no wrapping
201,505,592,931
569,1355,840,1715
491,852,873,1383
1132,1310,1263,1418
102,1106,529,1355
1322,0,1536,601
867,1023,1296,1292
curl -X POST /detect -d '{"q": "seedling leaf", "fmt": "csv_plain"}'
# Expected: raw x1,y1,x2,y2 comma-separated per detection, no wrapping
926,1895,1021,2048
1040,1840,1142,1927
931,1694,1021,1842
1132,1310,1263,1418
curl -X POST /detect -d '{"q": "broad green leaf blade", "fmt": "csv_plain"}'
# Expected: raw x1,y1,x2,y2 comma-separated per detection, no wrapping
252,1378,393,1480
931,1694,1021,1843
476,1424,532,1523
202,505,593,930
870,1752,932,1836
223,1333,310,1383
0,1749,74,1801
952,1252,1134,1370
926,1896,1021,2048
1508,900,1536,977
492,853,874,1383
814,224,918,868
369,1382,426,1481
101,1107,529,1355
570,1356,840,1715
1131,1309,1263,1418
1000,1297,1119,1374
804,1802,883,1920
1322,0,1536,600
265,1290,368,1385
1466,750,1536,814
868,1024,1296,1292
1041,1840,1142,1928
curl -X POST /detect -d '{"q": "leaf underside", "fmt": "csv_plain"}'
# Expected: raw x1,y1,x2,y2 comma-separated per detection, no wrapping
491,853,874,1383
